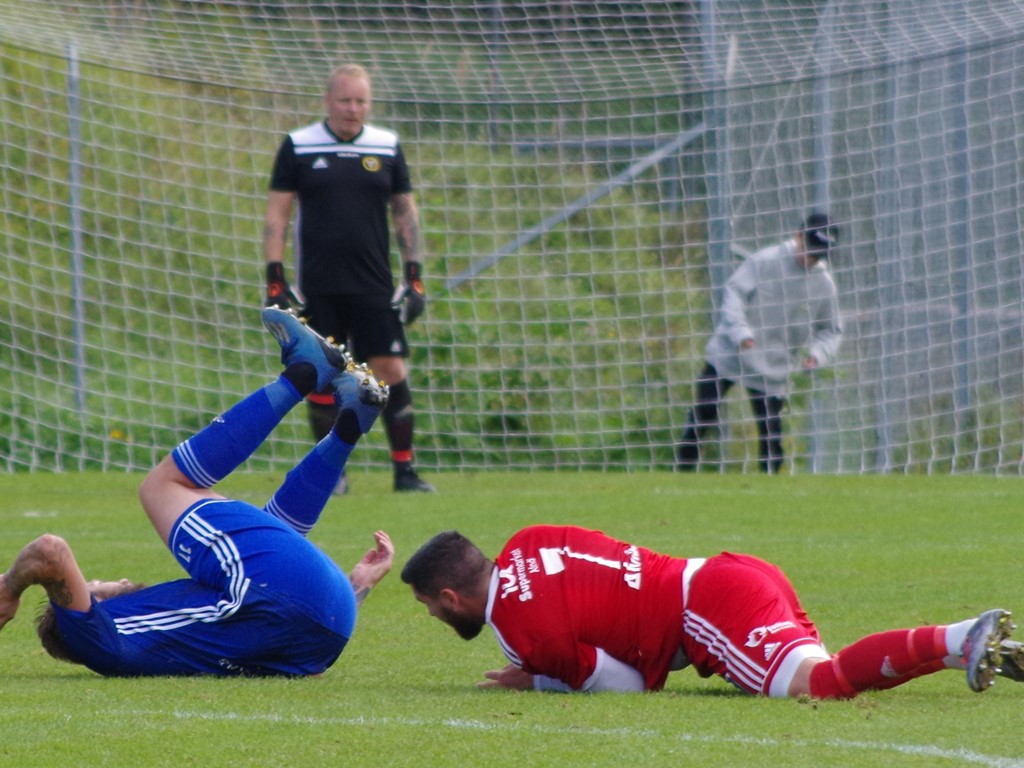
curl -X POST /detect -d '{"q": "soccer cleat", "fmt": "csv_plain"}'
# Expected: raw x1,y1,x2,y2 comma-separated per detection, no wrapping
996,638,1024,683
963,608,1014,693
394,465,435,493
332,363,389,435
261,307,350,391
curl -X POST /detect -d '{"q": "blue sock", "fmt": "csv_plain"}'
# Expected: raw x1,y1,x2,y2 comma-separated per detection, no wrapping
264,433,355,535
172,377,302,487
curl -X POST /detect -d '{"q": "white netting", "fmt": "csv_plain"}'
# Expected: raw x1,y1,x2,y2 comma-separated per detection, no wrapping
2,1,1023,474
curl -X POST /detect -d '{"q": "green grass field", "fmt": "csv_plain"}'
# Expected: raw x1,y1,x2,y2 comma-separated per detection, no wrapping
2,472,1022,767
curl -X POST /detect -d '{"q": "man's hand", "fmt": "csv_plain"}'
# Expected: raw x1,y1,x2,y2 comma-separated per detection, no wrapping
349,531,395,606
264,262,301,309
478,663,535,690
392,261,426,325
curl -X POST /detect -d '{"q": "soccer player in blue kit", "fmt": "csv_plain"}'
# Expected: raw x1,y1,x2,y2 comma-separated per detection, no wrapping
0,307,395,677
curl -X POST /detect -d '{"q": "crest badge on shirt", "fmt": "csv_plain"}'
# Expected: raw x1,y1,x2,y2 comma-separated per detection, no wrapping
362,156,381,172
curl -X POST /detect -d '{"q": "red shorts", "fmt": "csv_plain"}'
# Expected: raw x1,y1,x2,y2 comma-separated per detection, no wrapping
681,552,827,696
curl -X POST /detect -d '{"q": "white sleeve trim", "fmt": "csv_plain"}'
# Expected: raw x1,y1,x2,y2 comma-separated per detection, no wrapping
532,674,574,692
531,649,645,692
581,649,646,692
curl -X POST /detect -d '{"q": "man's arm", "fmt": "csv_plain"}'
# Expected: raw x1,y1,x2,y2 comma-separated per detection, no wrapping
0,535,92,631
805,281,843,369
262,190,302,308
390,192,421,268
348,530,395,607
263,190,296,267
479,649,646,693
390,191,427,323
719,259,758,348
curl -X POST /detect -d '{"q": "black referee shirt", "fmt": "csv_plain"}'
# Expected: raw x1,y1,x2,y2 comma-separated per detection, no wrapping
269,120,412,296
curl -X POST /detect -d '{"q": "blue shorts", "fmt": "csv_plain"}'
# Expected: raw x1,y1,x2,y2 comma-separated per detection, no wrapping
55,498,357,677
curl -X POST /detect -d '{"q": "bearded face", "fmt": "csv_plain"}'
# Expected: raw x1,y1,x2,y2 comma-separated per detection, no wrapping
438,603,486,641
414,590,486,640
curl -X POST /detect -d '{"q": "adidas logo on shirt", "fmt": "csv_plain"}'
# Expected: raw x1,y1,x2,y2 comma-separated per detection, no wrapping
312,157,329,170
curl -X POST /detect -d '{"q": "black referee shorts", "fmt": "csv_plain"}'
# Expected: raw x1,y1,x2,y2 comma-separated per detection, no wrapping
303,293,410,361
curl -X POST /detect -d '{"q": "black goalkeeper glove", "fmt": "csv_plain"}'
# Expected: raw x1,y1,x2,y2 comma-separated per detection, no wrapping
391,261,426,325
264,262,301,309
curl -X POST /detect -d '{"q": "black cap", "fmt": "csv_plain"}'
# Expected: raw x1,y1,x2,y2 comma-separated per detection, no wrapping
802,211,839,260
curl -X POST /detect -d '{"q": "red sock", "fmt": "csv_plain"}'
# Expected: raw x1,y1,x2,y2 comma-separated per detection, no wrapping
809,626,948,699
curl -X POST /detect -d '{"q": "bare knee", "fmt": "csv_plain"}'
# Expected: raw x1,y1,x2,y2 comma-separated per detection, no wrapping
366,355,407,386
139,455,188,505
139,454,218,545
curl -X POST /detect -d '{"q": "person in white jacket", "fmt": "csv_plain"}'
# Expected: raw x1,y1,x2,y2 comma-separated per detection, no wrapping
677,212,843,473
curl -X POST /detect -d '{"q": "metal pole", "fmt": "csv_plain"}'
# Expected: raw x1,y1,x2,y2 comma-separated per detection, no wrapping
445,125,706,291
876,2,907,473
699,0,734,316
67,43,88,428
947,0,976,470
808,1,837,473
486,0,505,146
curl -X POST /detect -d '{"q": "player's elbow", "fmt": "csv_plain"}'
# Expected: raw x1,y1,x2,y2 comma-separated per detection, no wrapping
24,534,73,579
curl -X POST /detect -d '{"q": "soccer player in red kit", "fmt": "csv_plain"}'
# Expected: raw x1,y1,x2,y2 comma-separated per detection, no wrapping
401,525,1023,698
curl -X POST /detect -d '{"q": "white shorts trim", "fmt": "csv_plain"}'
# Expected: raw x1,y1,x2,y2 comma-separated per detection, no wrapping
768,642,830,698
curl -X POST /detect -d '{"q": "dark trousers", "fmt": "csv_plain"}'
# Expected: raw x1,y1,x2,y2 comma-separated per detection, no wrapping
677,362,786,474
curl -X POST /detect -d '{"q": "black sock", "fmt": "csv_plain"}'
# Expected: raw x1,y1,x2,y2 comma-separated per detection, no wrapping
383,378,414,452
334,410,362,445
282,363,318,397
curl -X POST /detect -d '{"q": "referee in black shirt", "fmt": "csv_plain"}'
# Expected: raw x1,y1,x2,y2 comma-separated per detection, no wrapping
262,63,434,493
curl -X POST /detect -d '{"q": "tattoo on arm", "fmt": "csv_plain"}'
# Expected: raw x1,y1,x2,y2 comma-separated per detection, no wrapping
263,222,288,243
395,221,420,262
353,586,371,607
3,570,27,597
42,579,75,608
392,195,421,262
4,536,88,612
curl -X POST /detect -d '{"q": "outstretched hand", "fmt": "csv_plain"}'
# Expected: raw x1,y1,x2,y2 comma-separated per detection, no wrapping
478,663,534,690
349,530,395,606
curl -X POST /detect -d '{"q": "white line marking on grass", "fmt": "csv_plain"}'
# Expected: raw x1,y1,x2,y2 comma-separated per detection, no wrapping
109,710,1022,767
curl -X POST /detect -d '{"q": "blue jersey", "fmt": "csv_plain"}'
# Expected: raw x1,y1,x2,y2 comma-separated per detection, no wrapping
53,498,357,676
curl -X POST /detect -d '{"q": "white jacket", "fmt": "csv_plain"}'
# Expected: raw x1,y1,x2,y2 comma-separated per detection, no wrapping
703,238,842,396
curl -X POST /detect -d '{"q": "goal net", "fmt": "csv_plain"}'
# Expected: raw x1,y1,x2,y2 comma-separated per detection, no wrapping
2,0,1023,475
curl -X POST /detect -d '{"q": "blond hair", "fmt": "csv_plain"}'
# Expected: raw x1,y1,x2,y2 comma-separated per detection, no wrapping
326,63,370,92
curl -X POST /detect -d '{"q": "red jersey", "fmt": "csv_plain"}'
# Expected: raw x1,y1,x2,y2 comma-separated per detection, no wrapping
485,525,688,690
